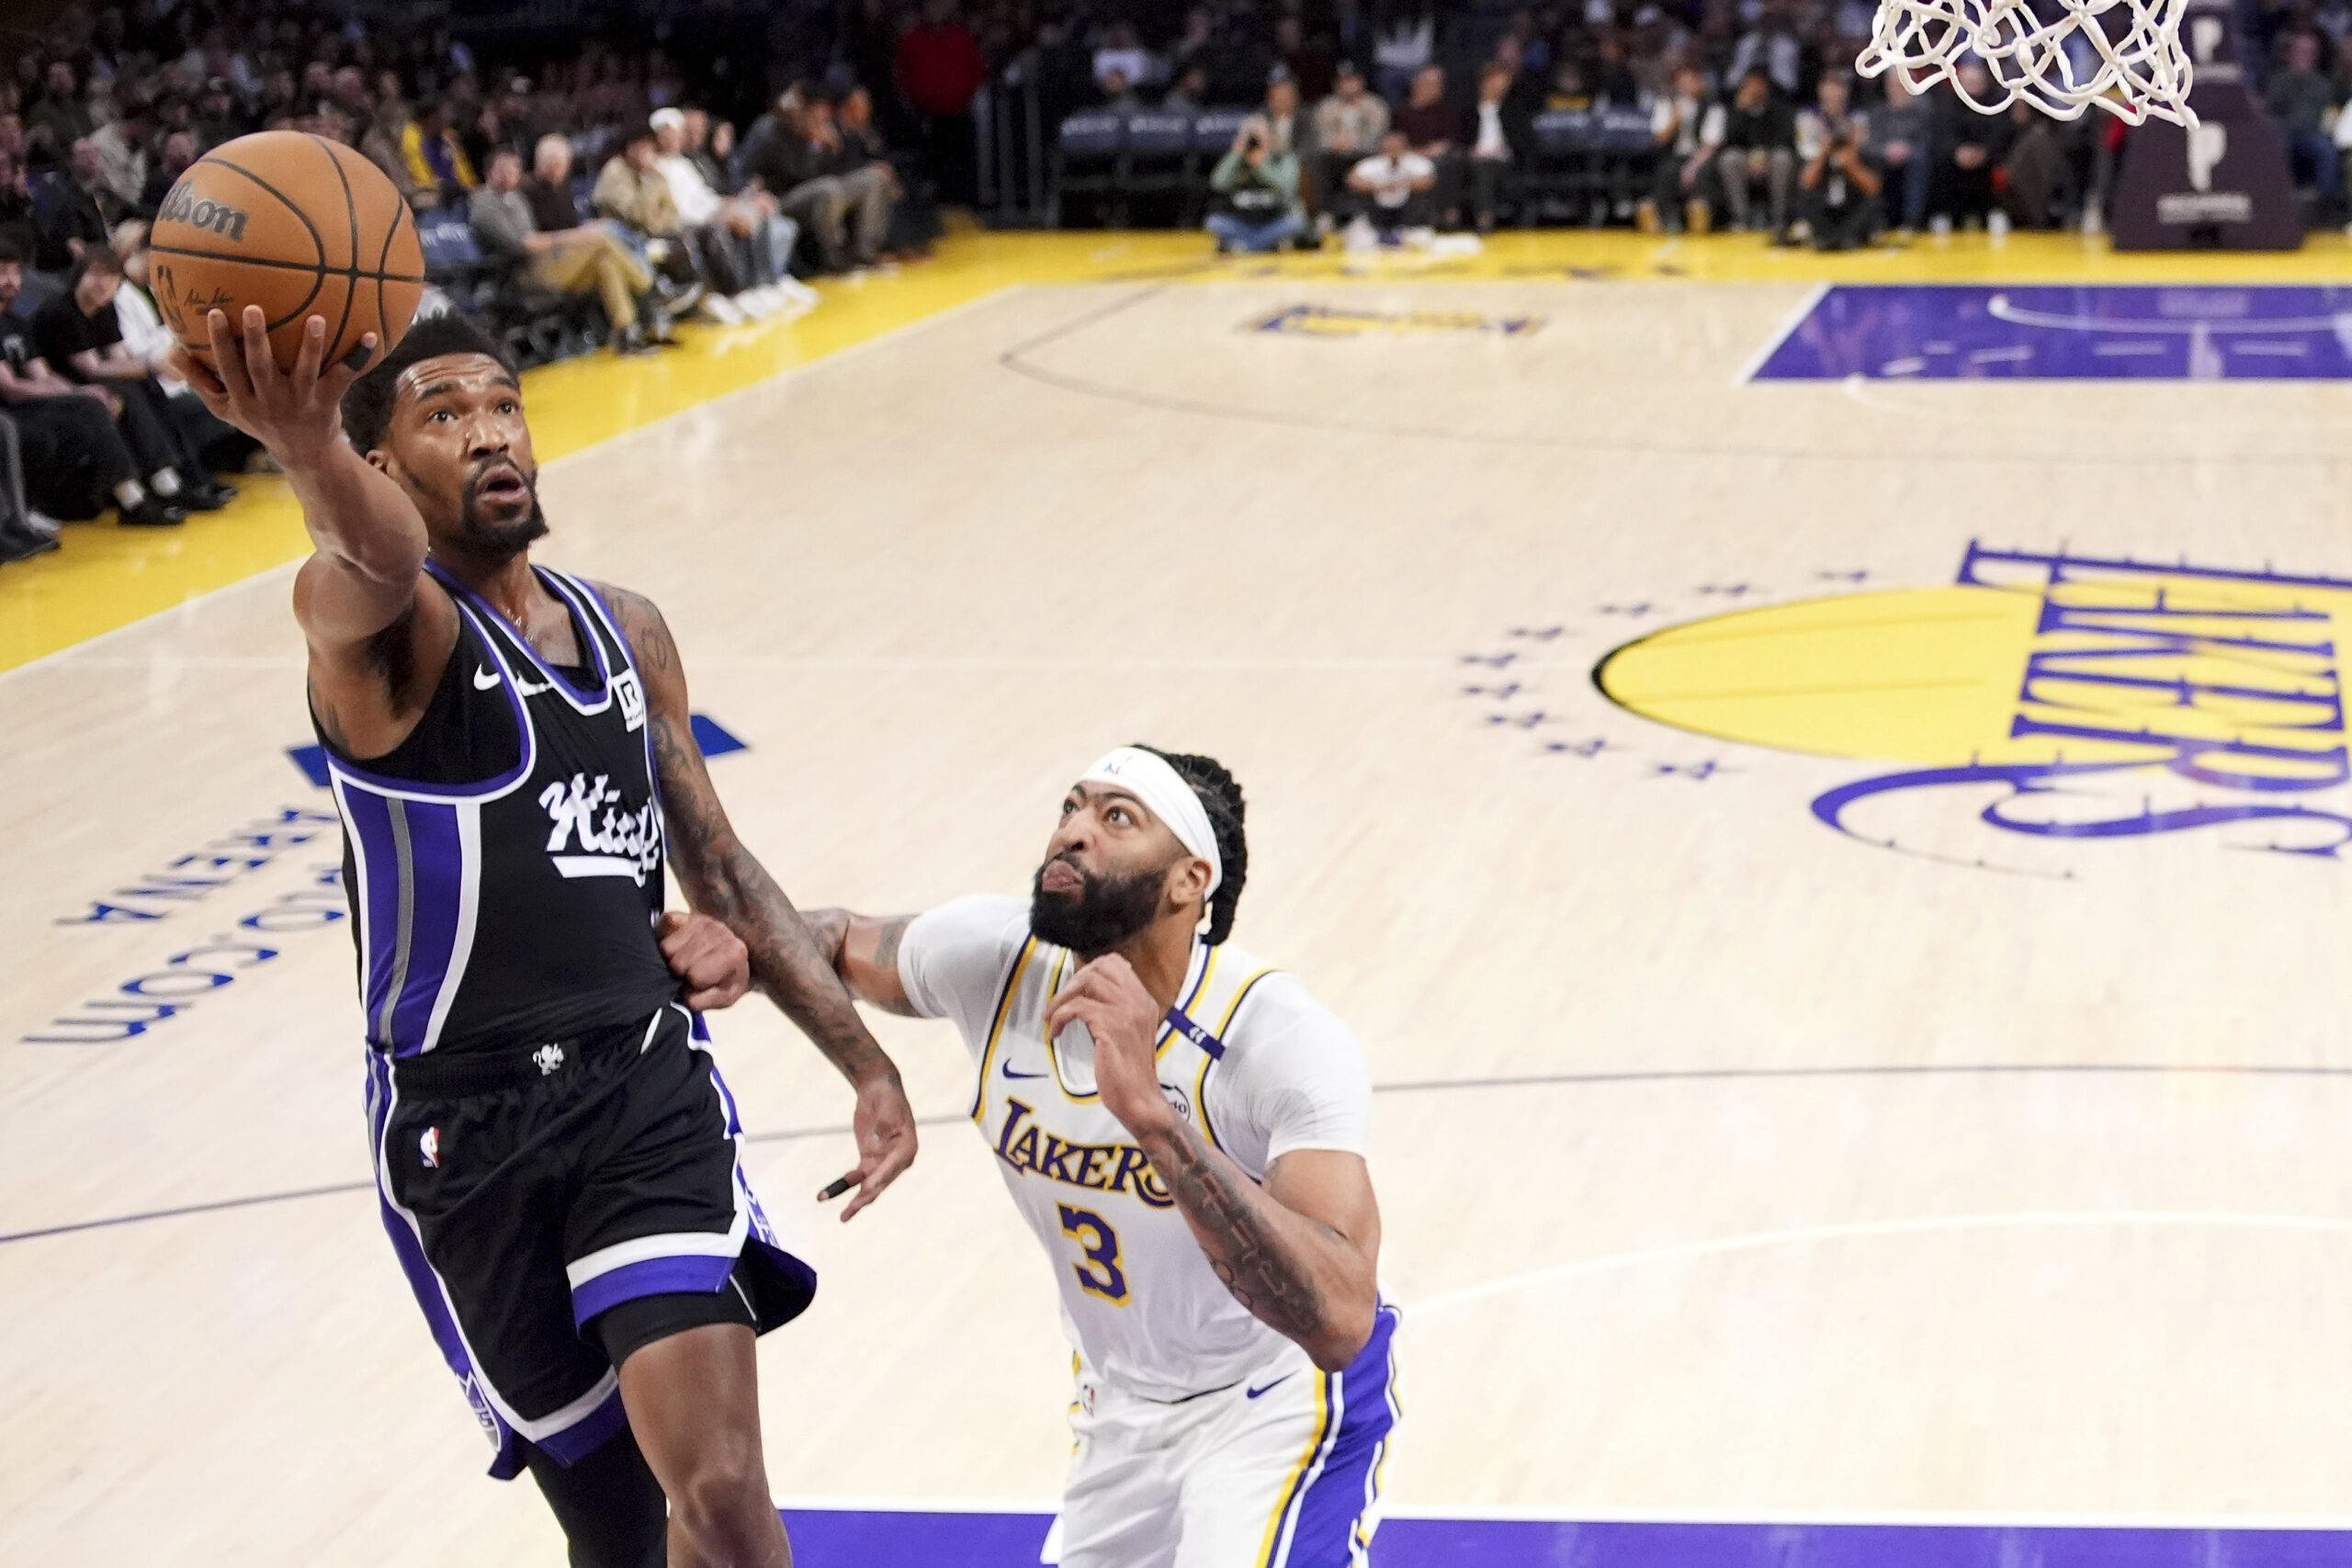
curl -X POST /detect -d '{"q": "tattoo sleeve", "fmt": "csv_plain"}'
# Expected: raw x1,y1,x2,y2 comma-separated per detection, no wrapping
1136,1119,1332,1346
603,584,901,1090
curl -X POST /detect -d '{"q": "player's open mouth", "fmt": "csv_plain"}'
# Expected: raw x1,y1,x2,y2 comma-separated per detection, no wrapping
474,466,528,504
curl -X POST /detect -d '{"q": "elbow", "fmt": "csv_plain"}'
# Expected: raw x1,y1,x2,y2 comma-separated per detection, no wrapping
1304,1291,1378,1373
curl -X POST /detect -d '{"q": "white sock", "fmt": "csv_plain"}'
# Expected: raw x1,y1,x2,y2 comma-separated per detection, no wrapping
150,468,182,497
113,479,148,509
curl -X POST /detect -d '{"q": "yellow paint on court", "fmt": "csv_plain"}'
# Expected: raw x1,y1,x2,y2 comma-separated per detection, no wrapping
1600,569,2352,777
5,223,2347,672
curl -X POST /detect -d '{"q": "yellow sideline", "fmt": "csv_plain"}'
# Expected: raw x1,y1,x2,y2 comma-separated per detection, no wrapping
3,222,2346,673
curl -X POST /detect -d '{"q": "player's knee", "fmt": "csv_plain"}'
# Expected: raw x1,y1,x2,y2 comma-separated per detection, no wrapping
673,1442,772,1542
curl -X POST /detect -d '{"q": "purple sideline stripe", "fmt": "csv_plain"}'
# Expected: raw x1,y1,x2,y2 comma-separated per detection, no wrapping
771,1512,2352,1567
1750,285,2352,381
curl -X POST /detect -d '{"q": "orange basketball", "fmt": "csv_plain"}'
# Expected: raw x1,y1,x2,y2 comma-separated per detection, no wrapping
149,130,425,376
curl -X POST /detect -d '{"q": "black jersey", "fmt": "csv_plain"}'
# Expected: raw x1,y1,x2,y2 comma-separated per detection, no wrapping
318,561,680,1057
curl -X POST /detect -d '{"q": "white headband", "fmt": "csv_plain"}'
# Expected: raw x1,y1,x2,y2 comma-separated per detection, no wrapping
1077,748,1222,903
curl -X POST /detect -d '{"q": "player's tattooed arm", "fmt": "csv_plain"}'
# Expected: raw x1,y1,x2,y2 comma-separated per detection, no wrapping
1046,956,1381,1370
595,581,919,1220
798,909,923,1017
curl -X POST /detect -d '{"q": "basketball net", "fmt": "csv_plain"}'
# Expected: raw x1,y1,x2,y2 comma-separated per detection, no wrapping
1857,0,2197,126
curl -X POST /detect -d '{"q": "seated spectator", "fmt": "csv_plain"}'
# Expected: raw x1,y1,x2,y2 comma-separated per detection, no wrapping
1206,116,1306,253
799,90,894,271
194,78,248,151
0,405,59,561
2267,33,2341,212
362,96,435,209
0,152,33,256
1096,68,1145,113
1093,24,1161,99
1161,65,1212,115
0,235,186,528
90,102,152,215
1391,65,1461,224
1796,73,1881,249
1547,61,1593,111
1466,63,1522,233
1347,128,1439,243
402,99,480,208
1641,66,1720,234
34,138,126,272
1727,1,1808,96
1589,36,1642,108
1714,68,1798,237
33,248,232,513
1929,64,2014,232
1865,77,1932,233
650,107,790,310
1996,100,2074,231
522,135,589,231
1261,76,1306,157
28,62,94,168
1313,62,1390,210
472,147,672,353
1273,16,1339,103
140,130,199,214
839,85,938,258
746,93,865,275
108,220,262,473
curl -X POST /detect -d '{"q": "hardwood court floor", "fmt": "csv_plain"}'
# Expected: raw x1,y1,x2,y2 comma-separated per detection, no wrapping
7,237,2352,1564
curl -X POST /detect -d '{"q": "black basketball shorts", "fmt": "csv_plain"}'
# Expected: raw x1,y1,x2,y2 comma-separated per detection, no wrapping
364,1001,816,1479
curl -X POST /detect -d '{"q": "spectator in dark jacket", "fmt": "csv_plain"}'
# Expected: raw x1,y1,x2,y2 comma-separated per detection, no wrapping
33,138,124,272
2267,33,2341,209
1930,63,2016,231
896,0,988,199
1714,68,1798,235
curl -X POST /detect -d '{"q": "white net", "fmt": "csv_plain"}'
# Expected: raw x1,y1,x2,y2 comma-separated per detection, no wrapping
1856,0,2197,125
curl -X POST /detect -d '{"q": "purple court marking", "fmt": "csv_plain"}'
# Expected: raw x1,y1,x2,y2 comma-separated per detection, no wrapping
1749,285,2352,381
776,1510,2352,1566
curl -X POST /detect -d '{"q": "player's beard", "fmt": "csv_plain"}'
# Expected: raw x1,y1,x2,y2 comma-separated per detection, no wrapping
1029,856,1166,954
454,461,549,560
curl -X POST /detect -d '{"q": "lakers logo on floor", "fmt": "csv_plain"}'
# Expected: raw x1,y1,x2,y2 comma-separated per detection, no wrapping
1597,542,2352,873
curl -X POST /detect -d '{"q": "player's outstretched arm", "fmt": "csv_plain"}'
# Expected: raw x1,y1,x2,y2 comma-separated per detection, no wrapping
170,308,457,753
1046,956,1381,1371
597,582,918,1220
798,910,923,1017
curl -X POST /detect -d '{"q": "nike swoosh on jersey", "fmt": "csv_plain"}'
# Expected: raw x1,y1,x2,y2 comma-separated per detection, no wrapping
1001,1062,1049,1080
1246,1372,1296,1400
472,666,502,690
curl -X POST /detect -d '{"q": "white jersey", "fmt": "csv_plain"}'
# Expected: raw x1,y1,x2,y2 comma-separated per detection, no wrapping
899,894,1373,1402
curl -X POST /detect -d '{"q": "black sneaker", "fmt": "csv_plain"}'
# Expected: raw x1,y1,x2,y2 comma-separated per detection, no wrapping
177,481,234,512
119,495,187,527
0,521,60,561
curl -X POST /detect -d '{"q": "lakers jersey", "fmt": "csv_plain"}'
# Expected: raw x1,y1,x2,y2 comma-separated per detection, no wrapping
317,562,681,1056
899,895,1373,1402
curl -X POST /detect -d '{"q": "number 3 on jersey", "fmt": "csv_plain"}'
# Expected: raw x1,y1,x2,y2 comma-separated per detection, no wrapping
1057,1204,1129,1303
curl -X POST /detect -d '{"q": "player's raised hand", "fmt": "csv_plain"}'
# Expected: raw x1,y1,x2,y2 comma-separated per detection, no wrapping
820,1072,918,1222
168,306,373,468
656,910,751,1010
1045,955,1173,1138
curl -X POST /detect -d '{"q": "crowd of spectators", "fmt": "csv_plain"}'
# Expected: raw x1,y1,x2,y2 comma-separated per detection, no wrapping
1015,0,2352,248
0,0,961,562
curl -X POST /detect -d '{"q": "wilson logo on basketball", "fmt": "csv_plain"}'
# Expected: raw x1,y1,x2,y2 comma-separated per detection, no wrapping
156,182,250,243
1600,544,2352,876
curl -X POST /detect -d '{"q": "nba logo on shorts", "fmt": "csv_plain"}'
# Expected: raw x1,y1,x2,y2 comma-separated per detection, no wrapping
419,1127,441,1168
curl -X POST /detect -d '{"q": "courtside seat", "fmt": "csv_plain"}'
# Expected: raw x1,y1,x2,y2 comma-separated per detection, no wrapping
1523,109,1597,224
1125,110,1196,220
1050,110,1127,226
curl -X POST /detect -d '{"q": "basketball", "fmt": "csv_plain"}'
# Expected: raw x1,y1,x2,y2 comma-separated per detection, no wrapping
148,130,425,376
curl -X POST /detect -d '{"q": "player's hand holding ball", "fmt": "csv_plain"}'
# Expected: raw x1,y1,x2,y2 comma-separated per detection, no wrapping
170,308,375,470
1046,954,1177,1139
